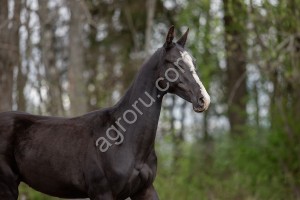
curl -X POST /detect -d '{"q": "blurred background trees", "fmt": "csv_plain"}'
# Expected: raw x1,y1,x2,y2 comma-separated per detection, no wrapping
0,0,299,199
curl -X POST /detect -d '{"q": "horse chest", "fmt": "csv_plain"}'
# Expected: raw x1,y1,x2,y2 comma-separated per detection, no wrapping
131,163,154,184
121,162,155,196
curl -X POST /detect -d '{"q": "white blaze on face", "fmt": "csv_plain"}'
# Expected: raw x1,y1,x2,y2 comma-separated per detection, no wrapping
180,51,211,110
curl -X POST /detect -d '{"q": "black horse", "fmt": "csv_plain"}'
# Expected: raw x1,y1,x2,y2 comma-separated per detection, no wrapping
0,26,210,200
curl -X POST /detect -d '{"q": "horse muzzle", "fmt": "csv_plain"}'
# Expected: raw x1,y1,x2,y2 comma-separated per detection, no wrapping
192,92,210,113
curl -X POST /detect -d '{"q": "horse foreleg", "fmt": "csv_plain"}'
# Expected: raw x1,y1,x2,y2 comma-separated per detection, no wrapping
0,173,19,200
131,185,159,200
0,157,19,200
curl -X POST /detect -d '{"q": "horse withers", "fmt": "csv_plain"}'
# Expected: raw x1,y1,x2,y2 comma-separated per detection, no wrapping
0,26,210,200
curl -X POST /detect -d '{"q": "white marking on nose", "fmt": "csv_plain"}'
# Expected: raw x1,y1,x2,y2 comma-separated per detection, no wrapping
180,51,211,110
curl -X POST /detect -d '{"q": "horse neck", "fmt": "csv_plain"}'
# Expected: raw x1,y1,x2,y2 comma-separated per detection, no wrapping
112,49,165,154
114,49,164,114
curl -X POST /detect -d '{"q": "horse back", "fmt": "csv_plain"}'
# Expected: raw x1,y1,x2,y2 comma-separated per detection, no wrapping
0,112,29,155
0,111,60,148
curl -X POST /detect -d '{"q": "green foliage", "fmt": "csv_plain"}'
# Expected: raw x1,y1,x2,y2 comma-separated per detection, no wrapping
19,183,59,200
154,126,299,200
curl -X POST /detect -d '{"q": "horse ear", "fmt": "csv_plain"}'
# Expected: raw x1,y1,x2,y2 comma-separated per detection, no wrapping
176,28,189,47
164,25,175,49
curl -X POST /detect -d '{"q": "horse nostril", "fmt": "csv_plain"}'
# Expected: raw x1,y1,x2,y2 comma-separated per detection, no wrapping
199,97,205,107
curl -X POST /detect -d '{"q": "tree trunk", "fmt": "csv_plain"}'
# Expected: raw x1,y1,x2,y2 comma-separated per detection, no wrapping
0,0,20,112
68,0,87,116
144,0,157,56
223,0,248,135
17,1,33,112
38,0,64,116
